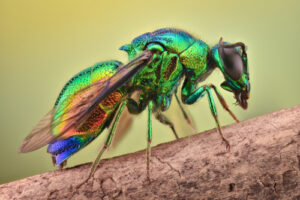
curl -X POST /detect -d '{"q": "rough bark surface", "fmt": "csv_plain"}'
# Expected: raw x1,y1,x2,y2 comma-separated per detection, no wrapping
1,105,300,200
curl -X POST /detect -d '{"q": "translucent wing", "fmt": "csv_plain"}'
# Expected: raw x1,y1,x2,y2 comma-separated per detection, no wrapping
19,78,109,153
19,110,57,152
20,50,153,153
74,50,152,129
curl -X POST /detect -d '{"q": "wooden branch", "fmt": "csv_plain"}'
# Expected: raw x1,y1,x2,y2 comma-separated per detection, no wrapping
1,105,300,200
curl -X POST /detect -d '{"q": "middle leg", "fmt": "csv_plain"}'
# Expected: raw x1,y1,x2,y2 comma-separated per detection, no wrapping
175,93,197,134
146,100,153,181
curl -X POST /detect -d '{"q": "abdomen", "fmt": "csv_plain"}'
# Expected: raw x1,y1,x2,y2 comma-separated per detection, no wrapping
48,60,125,165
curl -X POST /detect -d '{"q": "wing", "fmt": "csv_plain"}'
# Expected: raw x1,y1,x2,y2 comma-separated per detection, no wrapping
19,50,153,153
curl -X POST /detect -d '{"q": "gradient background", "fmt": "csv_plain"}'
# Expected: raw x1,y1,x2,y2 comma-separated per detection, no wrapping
0,0,299,184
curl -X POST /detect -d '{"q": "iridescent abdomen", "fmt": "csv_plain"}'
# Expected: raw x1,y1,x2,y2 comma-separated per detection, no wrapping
48,60,125,165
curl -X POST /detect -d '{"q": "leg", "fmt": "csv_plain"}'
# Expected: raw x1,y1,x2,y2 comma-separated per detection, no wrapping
182,80,239,123
182,81,235,149
206,87,231,149
208,84,239,123
146,101,153,181
127,95,156,178
204,86,230,149
155,111,179,139
175,93,197,134
77,101,127,188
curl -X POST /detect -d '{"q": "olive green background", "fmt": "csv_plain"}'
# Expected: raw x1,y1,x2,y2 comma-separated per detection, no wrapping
0,0,299,184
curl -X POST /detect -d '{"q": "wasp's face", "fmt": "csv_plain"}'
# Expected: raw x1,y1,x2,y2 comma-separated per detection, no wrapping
234,84,250,109
221,76,250,109
216,38,250,109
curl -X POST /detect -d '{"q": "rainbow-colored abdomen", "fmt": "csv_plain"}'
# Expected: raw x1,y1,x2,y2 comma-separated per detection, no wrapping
47,60,125,165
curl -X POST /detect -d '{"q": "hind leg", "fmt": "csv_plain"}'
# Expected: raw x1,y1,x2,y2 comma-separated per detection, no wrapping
77,101,127,188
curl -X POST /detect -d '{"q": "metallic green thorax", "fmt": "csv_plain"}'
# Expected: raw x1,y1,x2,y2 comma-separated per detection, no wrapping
120,28,214,112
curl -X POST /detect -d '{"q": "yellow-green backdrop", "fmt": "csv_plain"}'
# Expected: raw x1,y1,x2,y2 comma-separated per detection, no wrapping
0,0,299,184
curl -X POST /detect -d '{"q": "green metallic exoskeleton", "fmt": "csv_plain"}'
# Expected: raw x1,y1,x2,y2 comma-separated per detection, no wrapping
20,28,250,186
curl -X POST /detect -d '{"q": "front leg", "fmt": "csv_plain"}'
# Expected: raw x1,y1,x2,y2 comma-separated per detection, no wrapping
181,80,239,149
127,97,154,181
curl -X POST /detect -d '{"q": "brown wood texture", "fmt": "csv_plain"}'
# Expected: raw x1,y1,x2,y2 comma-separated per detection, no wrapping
1,105,300,200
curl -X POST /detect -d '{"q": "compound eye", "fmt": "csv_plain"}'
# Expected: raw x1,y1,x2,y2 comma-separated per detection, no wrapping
218,45,244,80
